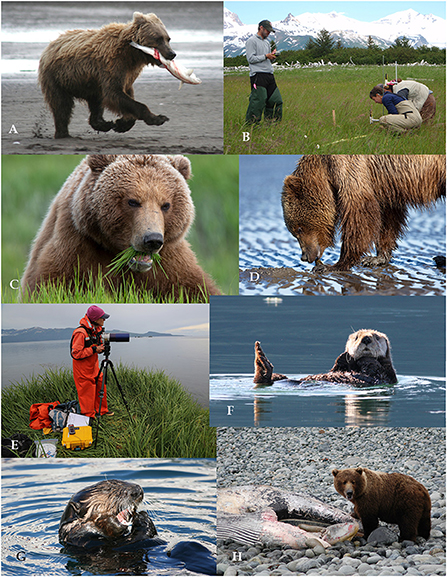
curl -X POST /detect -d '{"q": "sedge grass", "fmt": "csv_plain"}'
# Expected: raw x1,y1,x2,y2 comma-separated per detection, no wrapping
3,266,211,304
2,365,216,458
224,64,446,154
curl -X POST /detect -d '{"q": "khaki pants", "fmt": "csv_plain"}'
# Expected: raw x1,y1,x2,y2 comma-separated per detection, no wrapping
379,100,422,134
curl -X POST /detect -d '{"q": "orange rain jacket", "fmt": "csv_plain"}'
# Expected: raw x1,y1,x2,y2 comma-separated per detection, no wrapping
71,314,108,418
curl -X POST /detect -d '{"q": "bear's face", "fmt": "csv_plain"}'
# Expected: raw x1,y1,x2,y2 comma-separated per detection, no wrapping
345,330,391,361
132,12,176,62
332,468,367,501
72,155,194,256
281,174,337,264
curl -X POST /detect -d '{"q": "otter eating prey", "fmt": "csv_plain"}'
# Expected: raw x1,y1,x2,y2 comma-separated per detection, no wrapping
217,486,360,549
254,329,397,387
59,480,160,550
59,479,216,575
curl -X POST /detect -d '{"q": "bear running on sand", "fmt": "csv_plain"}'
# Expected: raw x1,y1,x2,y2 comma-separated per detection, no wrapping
21,155,221,301
332,467,431,542
281,155,446,271
38,13,175,138
254,329,397,387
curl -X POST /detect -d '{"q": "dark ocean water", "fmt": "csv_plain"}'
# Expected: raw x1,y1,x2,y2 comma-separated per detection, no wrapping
239,155,446,296
1,458,215,576
209,295,446,427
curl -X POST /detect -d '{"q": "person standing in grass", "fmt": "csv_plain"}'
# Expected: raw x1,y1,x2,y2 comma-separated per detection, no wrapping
369,85,422,134
70,305,113,418
245,20,283,124
383,80,436,122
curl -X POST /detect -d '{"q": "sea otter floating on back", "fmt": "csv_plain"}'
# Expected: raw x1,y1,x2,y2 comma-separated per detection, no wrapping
254,329,397,387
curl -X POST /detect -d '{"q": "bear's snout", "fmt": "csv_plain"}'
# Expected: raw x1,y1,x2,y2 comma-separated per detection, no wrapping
345,488,354,500
142,232,164,254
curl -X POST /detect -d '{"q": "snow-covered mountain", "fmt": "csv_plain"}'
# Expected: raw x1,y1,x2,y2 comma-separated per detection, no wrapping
224,7,446,56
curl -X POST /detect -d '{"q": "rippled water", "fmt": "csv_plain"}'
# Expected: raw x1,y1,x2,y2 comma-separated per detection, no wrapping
210,374,445,427
1,459,215,575
239,156,446,296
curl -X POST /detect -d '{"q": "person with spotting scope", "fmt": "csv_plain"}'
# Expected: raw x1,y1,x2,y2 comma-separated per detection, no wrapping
70,305,114,418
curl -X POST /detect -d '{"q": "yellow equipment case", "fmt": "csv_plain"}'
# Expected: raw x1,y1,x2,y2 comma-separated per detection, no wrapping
62,425,93,450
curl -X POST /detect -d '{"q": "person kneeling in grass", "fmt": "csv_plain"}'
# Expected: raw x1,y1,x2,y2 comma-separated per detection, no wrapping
369,85,422,134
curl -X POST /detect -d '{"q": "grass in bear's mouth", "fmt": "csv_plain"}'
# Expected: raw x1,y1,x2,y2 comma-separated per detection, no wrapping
106,247,162,277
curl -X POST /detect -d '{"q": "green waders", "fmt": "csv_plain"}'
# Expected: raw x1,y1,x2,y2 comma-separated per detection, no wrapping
245,74,283,124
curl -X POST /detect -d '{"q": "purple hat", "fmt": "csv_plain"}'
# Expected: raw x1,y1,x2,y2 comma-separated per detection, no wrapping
86,305,110,322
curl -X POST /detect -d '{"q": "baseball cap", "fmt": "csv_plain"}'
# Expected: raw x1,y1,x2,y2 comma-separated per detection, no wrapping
259,20,275,33
87,305,110,322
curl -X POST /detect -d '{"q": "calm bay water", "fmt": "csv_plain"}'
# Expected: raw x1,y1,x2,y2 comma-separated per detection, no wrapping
1,458,215,576
209,296,446,427
2,336,209,406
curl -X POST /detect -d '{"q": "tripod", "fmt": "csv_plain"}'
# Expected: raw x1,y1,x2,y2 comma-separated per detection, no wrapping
94,342,133,448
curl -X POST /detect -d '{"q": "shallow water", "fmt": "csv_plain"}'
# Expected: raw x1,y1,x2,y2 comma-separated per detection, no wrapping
1,458,215,576
1,2,222,79
239,156,446,296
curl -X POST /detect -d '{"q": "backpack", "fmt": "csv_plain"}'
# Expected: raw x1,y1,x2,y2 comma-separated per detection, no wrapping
49,400,80,432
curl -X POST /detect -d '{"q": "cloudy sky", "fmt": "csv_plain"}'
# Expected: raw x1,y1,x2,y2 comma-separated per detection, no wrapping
2,304,209,337
226,1,445,24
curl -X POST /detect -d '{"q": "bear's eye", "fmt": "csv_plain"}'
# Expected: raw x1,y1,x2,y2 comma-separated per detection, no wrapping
161,203,171,212
128,199,141,208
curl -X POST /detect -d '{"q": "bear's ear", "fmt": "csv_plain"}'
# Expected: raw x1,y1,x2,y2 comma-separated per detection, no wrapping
332,469,339,477
87,155,117,174
133,11,145,23
168,156,192,181
283,175,301,193
355,467,363,475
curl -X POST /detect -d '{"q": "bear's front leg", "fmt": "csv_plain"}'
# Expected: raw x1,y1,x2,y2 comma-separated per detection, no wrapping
114,91,169,126
113,118,137,133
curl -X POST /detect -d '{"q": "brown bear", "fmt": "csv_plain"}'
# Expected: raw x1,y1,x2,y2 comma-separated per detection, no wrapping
332,467,431,542
21,155,221,301
281,155,446,271
38,12,175,138
254,329,397,387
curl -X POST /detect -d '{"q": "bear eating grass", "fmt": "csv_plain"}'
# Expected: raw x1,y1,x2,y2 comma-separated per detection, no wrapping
38,12,175,138
332,467,431,542
281,155,446,270
21,154,221,301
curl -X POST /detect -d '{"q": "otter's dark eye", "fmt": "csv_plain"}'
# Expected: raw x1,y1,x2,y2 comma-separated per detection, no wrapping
128,199,141,208
161,203,171,211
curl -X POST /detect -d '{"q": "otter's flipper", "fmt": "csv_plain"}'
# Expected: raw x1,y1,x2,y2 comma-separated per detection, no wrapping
254,341,288,385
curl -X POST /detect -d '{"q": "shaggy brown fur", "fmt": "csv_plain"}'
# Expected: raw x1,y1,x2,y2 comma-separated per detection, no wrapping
253,329,397,387
39,12,175,138
281,155,446,270
21,155,221,300
332,467,431,542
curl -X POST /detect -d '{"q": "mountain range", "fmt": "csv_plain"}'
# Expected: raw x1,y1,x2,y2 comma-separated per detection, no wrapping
2,327,178,343
224,8,446,56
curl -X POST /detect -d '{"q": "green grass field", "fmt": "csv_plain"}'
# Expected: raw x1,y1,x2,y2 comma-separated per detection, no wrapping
2,364,216,458
224,64,446,154
2,155,239,302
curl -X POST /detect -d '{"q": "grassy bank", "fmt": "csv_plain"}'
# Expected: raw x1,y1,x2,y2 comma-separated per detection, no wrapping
224,64,446,154
2,364,216,458
2,155,239,302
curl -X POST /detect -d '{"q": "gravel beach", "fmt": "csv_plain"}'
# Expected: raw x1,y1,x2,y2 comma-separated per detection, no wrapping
217,427,446,576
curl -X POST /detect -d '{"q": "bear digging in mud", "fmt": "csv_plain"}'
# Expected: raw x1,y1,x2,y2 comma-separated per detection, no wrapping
332,467,431,542
21,155,221,301
38,13,175,138
281,155,446,271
